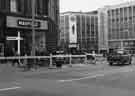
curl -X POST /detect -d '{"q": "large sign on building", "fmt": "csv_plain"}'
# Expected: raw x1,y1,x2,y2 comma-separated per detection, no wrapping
69,15,77,44
17,19,40,28
6,16,48,30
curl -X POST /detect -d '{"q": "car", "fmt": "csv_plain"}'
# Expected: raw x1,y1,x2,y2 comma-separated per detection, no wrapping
107,49,132,66
52,50,65,67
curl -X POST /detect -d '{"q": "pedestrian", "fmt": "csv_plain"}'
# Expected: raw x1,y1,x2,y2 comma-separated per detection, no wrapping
22,54,28,71
12,51,20,67
131,54,135,65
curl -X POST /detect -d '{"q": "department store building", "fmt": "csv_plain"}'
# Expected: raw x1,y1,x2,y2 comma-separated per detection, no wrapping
0,0,59,56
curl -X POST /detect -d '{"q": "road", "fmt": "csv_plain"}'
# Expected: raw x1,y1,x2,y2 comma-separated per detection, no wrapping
0,63,135,96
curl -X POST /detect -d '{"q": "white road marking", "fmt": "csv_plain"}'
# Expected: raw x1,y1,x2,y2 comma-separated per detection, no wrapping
0,86,21,91
58,67,134,82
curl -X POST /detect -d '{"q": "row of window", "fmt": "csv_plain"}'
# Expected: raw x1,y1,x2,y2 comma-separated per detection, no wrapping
108,6,135,16
109,17,135,22
109,31,135,40
0,0,49,16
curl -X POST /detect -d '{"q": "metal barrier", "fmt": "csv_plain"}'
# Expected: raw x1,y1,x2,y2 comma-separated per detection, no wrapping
0,54,87,67
0,54,104,67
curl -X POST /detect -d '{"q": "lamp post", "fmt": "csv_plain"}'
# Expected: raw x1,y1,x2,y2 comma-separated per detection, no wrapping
31,0,36,56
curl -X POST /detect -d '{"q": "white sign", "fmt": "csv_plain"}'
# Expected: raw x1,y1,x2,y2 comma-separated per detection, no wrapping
6,37,23,40
7,16,48,30
69,15,77,44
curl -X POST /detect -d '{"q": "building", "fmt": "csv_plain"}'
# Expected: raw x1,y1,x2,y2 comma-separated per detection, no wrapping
60,11,99,53
100,1,135,53
98,7,108,53
0,0,59,56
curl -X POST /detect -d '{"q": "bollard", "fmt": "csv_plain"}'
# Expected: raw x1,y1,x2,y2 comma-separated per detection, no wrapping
85,55,87,64
49,53,53,68
69,54,72,67
24,54,28,65
23,54,28,70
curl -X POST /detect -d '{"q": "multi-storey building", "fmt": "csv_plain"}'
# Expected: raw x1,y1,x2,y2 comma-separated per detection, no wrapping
0,0,59,56
98,8,108,53
60,11,98,53
100,1,135,53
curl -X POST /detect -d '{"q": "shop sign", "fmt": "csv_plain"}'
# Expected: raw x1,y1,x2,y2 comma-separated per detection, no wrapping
7,16,48,30
18,20,40,28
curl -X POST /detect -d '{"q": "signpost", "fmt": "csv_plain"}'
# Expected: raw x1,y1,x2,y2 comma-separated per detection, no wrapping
6,31,23,55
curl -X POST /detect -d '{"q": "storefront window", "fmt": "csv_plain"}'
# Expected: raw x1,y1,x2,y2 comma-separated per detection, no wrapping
0,43,4,56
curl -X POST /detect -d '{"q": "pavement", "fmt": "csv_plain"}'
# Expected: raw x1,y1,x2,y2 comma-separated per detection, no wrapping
1,61,135,96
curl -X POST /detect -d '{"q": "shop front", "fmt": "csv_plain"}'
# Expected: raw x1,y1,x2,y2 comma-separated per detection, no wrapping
108,40,135,54
4,16,48,56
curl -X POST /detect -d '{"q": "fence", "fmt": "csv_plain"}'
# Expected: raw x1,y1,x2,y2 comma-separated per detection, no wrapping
0,54,105,67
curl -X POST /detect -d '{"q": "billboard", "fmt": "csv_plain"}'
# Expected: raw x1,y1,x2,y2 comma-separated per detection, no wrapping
69,15,77,44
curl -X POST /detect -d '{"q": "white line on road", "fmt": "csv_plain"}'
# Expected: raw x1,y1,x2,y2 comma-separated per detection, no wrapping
0,86,21,91
58,67,134,82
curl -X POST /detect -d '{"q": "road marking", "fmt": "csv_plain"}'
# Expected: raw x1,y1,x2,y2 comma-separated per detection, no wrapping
0,86,21,91
58,67,134,82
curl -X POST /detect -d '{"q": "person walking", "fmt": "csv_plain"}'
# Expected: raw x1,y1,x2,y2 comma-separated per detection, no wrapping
12,51,20,67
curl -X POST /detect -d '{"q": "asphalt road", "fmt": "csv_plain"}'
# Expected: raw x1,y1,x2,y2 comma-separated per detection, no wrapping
1,63,135,96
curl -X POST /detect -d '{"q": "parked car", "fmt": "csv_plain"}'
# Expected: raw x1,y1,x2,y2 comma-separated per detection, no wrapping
107,49,132,65
52,50,65,68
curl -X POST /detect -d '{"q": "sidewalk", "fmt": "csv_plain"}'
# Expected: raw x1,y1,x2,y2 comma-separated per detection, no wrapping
15,62,109,76
0,61,109,76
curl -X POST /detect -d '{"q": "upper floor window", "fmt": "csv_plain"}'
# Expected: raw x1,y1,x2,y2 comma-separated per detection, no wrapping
10,0,17,12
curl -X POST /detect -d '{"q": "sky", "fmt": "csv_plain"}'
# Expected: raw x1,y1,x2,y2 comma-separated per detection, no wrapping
60,0,133,12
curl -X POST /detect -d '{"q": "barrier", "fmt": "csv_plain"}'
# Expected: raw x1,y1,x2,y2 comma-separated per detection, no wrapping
0,54,104,68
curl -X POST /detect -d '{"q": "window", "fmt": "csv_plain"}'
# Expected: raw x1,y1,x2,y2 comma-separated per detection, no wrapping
0,0,6,9
10,0,17,12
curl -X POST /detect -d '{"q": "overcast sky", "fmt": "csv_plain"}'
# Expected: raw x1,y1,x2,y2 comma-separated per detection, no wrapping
60,0,132,12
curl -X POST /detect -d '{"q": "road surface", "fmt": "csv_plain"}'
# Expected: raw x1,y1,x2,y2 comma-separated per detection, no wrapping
0,63,135,96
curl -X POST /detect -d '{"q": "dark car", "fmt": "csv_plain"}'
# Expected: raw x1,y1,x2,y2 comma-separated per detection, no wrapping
107,49,132,65
52,50,65,68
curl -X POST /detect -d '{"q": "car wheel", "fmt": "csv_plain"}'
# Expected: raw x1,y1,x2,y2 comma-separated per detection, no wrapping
128,60,131,65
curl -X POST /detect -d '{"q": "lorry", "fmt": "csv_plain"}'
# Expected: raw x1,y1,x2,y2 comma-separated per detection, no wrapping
107,49,132,66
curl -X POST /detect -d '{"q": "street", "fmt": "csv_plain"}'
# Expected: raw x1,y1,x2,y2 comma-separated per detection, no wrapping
0,62,135,96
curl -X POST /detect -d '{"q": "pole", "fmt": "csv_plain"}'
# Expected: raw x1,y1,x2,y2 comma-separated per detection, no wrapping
31,0,36,69
17,31,21,55
31,0,35,56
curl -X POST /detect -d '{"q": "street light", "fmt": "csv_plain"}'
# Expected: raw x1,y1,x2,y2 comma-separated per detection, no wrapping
31,0,36,56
